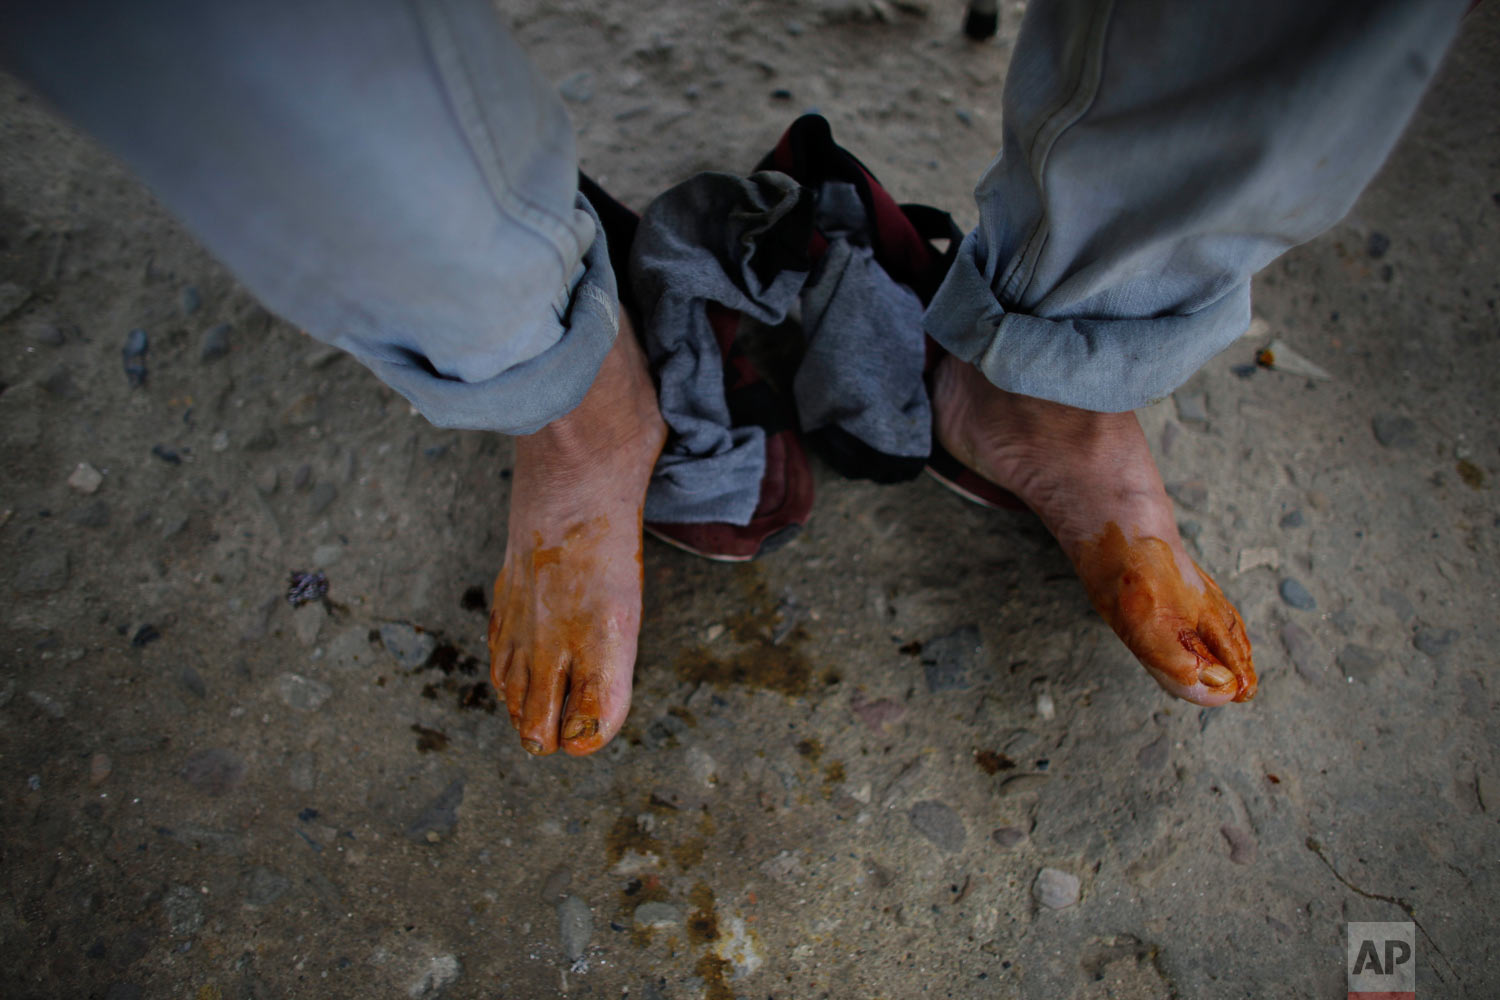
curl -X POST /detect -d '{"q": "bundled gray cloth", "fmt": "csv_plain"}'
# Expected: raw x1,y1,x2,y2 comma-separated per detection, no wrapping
631,171,930,525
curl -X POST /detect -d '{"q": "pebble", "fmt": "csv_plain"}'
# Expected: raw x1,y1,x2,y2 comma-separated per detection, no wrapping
1413,627,1458,657
151,444,181,466
1379,588,1415,622
181,285,202,315
288,751,318,792
1371,413,1418,448
89,752,113,785
275,672,332,711
180,748,247,796
1280,623,1323,682
920,625,983,692
539,867,572,903
954,108,974,127
177,666,207,699
1237,547,1279,574
16,550,70,593
633,902,682,928
1338,644,1384,683
1166,480,1208,510
1366,231,1391,259
211,430,230,452
407,954,461,999
990,826,1027,849
1034,691,1055,720
1279,509,1305,529
1219,824,1257,865
785,18,806,34
28,689,66,719
908,800,965,852
1178,519,1202,543
557,895,593,961
558,71,594,103
380,623,437,668
849,694,905,731
293,602,327,646
243,866,291,906
406,779,465,842
199,323,231,362
121,329,149,387
1032,867,1080,909
1278,577,1316,610
1173,391,1208,424
308,482,338,515
255,465,279,496
1136,735,1169,770
164,885,205,935
998,773,1050,797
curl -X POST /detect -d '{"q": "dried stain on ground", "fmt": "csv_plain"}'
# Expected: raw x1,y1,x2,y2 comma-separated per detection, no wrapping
675,566,817,696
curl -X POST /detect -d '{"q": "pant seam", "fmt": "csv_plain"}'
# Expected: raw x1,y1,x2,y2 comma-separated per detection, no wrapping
998,0,1116,307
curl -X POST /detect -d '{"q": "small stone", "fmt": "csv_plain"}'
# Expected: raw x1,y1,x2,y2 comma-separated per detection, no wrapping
255,465,279,495
919,625,983,692
1035,691,1055,720
1338,644,1384,683
558,71,594,103
557,894,593,962
1380,588,1415,622
539,867,572,903
633,901,682,928
1371,413,1418,448
1279,509,1305,529
1366,231,1391,259
211,430,230,452
16,550,70,593
177,666,207,699
243,866,291,906
164,885,205,935
1173,391,1208,424
1178,520,1202,543
275,672,332,711
308,482,338,515
1166,480,1208,510
704,623,725,642
293,601,327,646
1278,578,1316,610
990,826,1027,849
381,623,437,668
954,107,974,127
180,748,247,796
181,285,201,315
850,694,905,731
1413,627,1459,658
151,444,181,466
68,462,104,494
407,954,461,999
122,329,149,388
28,689,66,719
908,800,965,852
1219,824,1257,865
131,624,162,647
1237,547,1279,574
199,323,231,362
1136,735,1169,770
89,753,113,785
999,773,1051,797
406,780,465,842
68,500,110,528
1033,867,1080,909
1280,624,1322,683
785,18,806,34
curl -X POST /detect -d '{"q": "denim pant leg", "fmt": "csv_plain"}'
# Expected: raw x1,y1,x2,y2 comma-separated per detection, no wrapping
0,0,615,435
925,0,1470,412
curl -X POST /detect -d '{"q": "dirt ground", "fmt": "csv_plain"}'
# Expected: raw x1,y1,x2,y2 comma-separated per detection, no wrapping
2,2,1497,998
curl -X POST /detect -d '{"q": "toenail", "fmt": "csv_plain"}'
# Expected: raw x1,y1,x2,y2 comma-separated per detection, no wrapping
561,717,597,741
1200,664,1234,687
521,738,544,755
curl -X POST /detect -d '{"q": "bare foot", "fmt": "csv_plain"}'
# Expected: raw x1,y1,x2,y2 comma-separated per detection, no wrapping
931,354,1256,705
488,314,667,755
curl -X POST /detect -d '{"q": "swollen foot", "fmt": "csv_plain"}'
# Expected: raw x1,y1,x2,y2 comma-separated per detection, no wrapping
488,316,667,755
932,355,1256,705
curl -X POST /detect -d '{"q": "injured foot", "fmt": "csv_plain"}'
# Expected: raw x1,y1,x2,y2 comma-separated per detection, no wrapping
931,354,1256,705
489,313,667,755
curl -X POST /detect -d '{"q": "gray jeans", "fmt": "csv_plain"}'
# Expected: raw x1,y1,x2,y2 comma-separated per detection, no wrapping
0,0,1470,428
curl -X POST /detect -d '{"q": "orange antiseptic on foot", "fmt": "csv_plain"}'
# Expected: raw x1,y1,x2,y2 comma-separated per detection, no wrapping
488,515,627,755
1074,522,1256,702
